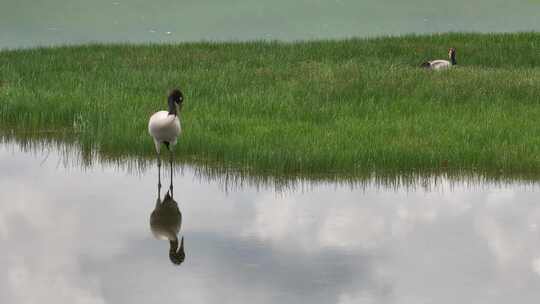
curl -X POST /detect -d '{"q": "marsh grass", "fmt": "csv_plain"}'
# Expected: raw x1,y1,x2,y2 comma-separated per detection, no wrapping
4,136,539,193
2,32,540,176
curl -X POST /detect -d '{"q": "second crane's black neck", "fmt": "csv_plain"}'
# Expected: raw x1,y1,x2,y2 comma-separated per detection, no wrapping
450,52,457,65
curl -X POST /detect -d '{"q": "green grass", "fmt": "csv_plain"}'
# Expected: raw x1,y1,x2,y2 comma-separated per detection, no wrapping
2,32,540,177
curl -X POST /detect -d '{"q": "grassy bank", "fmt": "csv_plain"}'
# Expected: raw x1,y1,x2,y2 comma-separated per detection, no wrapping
2,32,540,176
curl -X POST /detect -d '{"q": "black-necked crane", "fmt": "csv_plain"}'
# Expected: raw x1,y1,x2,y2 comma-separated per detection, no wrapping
148,89,184,189
421,48,457,70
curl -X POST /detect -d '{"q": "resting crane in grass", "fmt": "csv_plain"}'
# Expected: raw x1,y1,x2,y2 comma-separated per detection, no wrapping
150,168,185,266
148,89,184,190
421,48,457,70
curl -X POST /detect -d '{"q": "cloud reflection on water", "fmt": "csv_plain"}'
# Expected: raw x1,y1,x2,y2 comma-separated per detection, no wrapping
1,142,540,303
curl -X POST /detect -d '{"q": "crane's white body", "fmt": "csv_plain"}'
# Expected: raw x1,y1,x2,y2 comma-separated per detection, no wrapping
425,59,452,70
148,111,181,153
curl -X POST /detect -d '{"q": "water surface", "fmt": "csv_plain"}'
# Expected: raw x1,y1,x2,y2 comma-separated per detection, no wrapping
1,142,540,303
1,0,539,49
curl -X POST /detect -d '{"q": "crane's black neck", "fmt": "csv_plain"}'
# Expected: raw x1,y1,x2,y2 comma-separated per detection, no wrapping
450,52,457,65
168,97,177,116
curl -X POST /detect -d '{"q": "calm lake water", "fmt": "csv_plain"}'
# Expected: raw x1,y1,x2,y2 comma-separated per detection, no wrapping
1,0,540,49
2,142,540,303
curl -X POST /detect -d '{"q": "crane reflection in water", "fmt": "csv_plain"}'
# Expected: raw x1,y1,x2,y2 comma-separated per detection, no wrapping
149,159,185,265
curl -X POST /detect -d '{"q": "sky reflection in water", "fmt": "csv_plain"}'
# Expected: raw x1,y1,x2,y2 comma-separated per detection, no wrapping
1,143,540,303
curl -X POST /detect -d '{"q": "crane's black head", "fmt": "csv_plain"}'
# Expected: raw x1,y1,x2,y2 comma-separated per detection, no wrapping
169,89,184,105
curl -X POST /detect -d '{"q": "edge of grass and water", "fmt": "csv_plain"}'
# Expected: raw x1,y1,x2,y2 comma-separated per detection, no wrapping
4,134,540,192
2,32,540,182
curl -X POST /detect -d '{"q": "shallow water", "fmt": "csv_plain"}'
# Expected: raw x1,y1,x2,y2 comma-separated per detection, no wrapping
1,0,539,49
1,142,540,303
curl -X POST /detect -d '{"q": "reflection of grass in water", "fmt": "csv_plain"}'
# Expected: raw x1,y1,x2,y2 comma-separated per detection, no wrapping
4,136,540,192
2,32,540,176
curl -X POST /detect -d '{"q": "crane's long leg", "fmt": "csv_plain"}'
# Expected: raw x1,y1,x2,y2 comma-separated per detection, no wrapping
157,162,162,197
157,152,162,189
155,139,162,189
156,176,162,207
169,146,174,197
